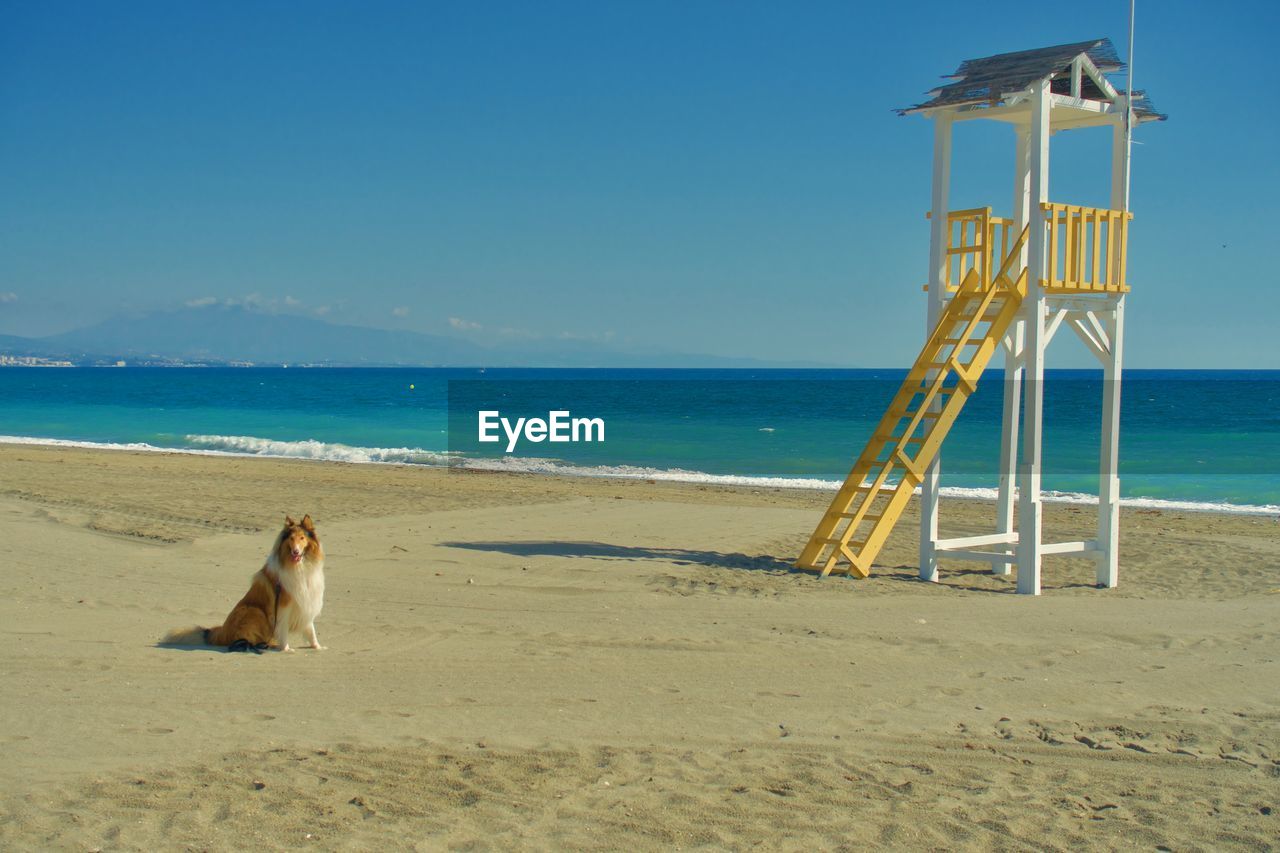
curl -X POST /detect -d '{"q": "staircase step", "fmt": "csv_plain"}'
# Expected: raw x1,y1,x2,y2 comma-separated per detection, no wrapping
835,508,884,520
795,223,1030,578
958,308,1006,320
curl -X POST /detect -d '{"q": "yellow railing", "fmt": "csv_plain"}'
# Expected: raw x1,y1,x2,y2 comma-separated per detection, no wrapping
1041,203,1131,293
929,207,1017,293
930,204,1132,295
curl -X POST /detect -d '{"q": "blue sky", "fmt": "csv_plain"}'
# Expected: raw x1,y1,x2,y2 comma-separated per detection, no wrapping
1,0,1276,367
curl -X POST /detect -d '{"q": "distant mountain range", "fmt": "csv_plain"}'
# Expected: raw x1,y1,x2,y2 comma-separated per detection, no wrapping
0,304,826,368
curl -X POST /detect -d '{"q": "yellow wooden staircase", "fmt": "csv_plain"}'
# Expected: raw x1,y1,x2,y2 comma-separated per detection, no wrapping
795,221,1030,577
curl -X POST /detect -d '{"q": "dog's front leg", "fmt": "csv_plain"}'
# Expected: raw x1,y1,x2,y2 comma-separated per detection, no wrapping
305,624,325,651
274,618,293,653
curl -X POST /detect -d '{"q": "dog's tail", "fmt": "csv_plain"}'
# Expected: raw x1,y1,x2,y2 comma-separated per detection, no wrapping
159,625,211,646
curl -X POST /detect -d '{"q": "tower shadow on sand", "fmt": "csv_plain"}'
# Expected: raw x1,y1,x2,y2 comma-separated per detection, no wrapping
441,540,798,574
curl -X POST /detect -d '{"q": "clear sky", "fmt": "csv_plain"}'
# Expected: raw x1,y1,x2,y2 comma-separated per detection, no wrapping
1,0,1276,367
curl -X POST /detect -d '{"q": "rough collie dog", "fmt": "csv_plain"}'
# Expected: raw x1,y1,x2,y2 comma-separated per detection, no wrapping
163,514,326,653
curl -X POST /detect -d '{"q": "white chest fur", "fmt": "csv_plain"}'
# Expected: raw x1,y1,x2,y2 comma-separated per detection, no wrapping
268,557,325,624
282,562,324,618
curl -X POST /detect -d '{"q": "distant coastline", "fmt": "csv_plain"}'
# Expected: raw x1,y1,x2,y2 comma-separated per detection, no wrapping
0,304,835,370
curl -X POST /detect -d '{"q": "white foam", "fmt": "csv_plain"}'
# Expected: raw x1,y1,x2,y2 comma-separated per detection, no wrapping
184,434,456,466
1,433,1276,516
928,484,1279,515
0,435,199,454
457,453,842,490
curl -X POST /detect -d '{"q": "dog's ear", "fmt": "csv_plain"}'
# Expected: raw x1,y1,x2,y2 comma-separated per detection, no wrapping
301,514,315,532
285,515,296,527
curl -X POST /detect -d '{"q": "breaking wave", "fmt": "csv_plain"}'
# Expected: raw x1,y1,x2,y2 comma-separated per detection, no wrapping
184,434,456,466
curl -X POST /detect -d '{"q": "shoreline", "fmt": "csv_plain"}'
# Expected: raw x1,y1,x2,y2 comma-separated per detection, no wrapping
1,440,1276,595
3,433,1275,517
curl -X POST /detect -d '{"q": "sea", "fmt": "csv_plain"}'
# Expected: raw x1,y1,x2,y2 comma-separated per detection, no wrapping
1,367,1277,515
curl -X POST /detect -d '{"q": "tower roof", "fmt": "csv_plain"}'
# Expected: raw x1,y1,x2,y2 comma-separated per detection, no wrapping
898,38,1166,124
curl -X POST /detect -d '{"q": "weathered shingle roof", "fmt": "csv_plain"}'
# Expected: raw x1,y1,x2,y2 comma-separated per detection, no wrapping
898,38,1166,121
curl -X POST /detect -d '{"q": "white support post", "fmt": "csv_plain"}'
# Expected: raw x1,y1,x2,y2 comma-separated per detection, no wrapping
1111,119,1130,213
1111,115,1131,279
995,325,1023,574
1097,297,1124,587
1013,126,1033,248
994,127,1032,574
1017,80,1051,596
920,113,953,583
1097,117,1131,588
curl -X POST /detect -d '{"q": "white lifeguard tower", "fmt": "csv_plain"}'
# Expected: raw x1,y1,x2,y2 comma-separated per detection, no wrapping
795,38,1165,594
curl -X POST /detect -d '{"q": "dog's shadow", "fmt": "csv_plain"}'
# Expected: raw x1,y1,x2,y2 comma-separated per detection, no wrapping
155,642,220,654
441,540,798,574
154,642,268,654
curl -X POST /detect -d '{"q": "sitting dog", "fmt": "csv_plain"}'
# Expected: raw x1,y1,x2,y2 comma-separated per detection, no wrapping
163,514,326,653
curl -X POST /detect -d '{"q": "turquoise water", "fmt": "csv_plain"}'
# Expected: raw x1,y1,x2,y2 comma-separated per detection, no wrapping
1,368,1276,512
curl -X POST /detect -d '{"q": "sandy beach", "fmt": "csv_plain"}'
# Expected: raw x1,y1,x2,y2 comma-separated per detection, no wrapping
0,441,1276,850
